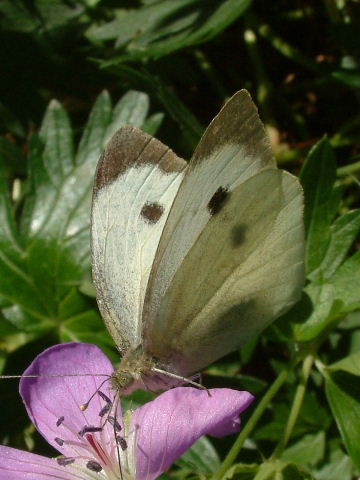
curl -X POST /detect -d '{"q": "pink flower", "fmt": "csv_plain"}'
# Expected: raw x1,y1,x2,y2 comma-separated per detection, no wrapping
0,342,254,479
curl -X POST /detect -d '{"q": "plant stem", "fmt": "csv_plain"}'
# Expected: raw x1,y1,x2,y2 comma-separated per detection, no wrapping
210,365,293,480
337,161,360,177
243,15,273,121
271,353,315,459
250,14,321,74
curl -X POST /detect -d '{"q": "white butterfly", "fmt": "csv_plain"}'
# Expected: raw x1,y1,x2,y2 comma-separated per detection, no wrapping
91,90,305,394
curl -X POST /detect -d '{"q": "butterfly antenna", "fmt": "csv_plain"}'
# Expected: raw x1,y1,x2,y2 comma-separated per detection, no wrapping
151,367,211,396
0,373,110,379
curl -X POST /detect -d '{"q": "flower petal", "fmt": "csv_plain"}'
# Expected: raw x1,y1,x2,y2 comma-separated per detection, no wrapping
19,342,116,458
132,387,254,480
0,445,81,479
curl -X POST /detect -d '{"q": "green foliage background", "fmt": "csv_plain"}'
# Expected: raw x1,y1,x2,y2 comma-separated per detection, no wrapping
0,1,359,479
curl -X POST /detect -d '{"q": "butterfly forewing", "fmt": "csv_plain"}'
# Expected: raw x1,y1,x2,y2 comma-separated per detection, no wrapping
91,126,187,353
142,91,276,335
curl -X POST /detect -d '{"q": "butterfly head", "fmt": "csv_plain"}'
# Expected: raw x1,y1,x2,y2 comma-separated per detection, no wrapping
111,347,157,395
111,347,193,394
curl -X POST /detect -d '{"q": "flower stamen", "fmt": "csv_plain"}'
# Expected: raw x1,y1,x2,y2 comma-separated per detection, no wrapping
86,460,103,472
56,416,64,426
98,391,112,404
99,403,111,417
78,425,103,437
116,436,128,451
57,456,75,466
108,416,122,432
52,385,126,478
80,378,111,411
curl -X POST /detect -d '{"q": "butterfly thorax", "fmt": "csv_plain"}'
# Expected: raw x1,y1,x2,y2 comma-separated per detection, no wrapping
111,347,157,395
111,346,186,394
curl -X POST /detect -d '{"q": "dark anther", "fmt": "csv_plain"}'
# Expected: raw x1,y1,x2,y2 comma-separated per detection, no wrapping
78,425,103,437
99,403,111,417
56,416,65,427
98,391,112,404
57,456,75,466
54,437,64,446
86,460,103,472
108,416,122,431
116,436,128,451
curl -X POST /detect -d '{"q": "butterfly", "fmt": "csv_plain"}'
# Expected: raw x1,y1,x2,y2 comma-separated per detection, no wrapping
91,89,305,395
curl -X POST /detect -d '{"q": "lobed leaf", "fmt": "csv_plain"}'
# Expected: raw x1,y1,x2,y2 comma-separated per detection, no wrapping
294,138,359,342
0,90,163,347
86,0,252,61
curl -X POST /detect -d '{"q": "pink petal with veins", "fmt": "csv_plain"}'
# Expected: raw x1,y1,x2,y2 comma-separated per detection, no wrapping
132,386,254,480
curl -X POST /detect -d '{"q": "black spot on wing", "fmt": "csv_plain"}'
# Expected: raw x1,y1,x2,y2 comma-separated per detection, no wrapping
207,186,229,215
141,202,164,223
231,224,247,247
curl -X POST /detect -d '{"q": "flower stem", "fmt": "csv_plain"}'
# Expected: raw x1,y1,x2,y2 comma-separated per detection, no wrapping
210,364,293,480
271,353,315,459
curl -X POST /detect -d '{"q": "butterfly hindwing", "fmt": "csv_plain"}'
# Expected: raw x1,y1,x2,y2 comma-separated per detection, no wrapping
91,126,187,353
147,169,304,374
142,91,304,374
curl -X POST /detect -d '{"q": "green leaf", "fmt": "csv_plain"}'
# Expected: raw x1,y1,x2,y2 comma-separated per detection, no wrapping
253,460,314,480
0,0,85,33
76,90,112,166
107,64,203,147
294,284,342,342
328,251,360,312
222,463,259,479
298,393,332,432
176,436,220,474
299,138,337,276
87,0,252,61
325,371,360,470
60,310,114,357
120,389,156,412
0,155,22,258
0,89,162,345
39,100,75,181
332,70,360,88
282,431,325,467
255,392,330,444
293,138,359,342
142,112,165,136
294,252,359,342
326,352,360,376
104,90,151,142
314,209,360,280
314,448,353,480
